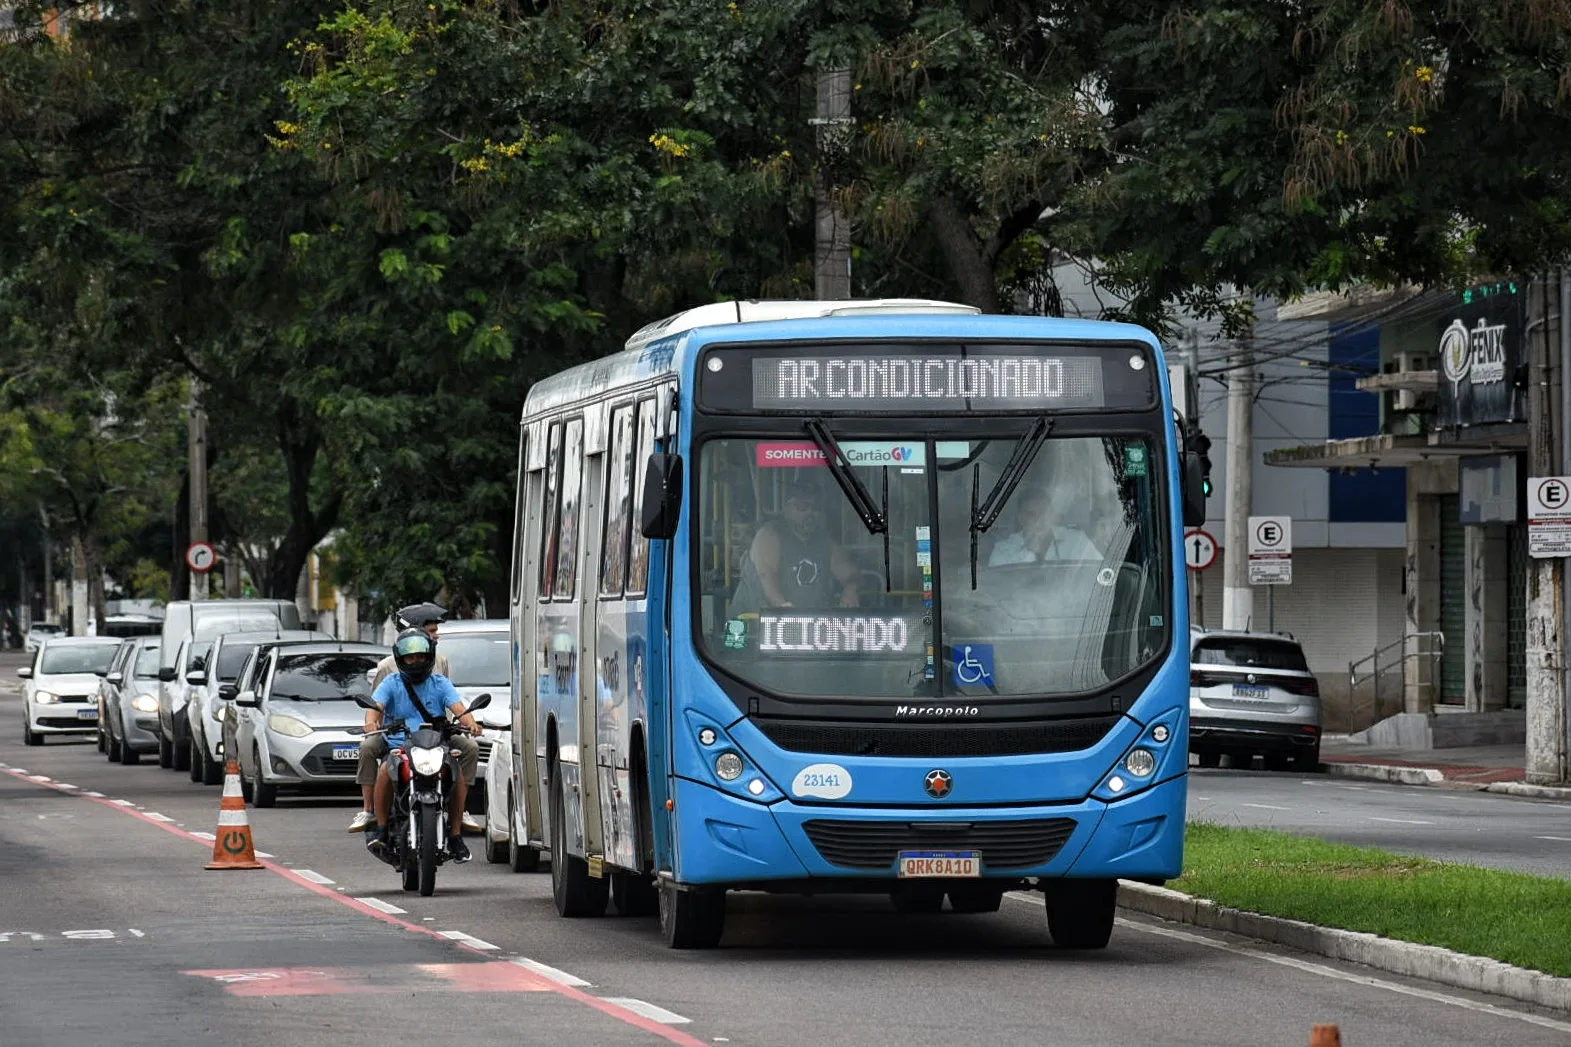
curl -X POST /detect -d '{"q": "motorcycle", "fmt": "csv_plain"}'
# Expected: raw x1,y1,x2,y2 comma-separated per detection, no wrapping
352,692,499,897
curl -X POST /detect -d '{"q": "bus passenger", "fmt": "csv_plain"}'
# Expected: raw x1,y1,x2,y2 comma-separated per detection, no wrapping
728,479,861,615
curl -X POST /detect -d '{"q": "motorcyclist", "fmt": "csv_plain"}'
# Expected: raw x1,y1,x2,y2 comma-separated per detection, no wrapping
363,627,482,863
349,602,473,833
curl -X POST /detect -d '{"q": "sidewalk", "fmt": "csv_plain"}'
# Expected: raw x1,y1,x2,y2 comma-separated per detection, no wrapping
1318,736,1571,799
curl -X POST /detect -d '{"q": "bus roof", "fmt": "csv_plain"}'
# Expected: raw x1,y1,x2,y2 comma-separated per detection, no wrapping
521,298,1161,419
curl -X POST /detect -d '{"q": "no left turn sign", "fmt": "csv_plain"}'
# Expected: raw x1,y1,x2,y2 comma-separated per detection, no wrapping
186,541,216,574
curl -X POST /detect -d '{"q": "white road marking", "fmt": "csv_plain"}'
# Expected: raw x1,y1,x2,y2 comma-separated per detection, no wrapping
55,783,77,790
28,775,50,782
294,869,334,885
144,812,175,823
356,897,407,915
82,791,103,798
1369,817,1435,825
1533,835,1571,843
599,998,691,1025
437,930,498,950
1117,916,1571,1035
110,799,135,807
512,958,591,987
191,832,216,841
1241,803,1291,811
255,851,274,859
129,930,145,938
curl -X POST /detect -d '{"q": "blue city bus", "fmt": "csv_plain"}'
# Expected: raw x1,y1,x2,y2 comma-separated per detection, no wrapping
506,298,1207,949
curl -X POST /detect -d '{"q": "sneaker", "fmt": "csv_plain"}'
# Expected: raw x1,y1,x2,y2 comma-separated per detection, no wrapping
365,826,387,854
347,810,375,833
447,835,471,863
460,811,484,835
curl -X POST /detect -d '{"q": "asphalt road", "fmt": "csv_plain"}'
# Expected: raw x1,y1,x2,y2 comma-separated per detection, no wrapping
3,649,1569,1046
1189,769,1571,878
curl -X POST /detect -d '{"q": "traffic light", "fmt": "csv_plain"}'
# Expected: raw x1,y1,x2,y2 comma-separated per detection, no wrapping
1192,428,1213,497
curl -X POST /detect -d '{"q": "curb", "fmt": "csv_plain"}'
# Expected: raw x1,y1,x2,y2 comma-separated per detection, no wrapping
1320,760,1571,799
1116,881,1571,1014
1318,761,1445,786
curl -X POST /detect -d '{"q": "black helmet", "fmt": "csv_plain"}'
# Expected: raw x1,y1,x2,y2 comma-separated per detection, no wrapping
394,601,448,630
392,628,437,684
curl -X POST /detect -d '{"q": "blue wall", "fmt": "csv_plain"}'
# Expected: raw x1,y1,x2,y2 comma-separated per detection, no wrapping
1327,324,1406,523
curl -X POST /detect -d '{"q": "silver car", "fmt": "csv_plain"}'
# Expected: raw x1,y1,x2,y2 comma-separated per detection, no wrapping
98,636,163,763
1189,629,1322,771
233,641,388,807
186,629,331,785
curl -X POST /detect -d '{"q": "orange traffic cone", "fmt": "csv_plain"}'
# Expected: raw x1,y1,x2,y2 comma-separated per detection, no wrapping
205,760,265,870
1310,1025,1342,1047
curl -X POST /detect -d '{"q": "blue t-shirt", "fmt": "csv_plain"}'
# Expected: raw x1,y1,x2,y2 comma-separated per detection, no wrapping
372,673,463,747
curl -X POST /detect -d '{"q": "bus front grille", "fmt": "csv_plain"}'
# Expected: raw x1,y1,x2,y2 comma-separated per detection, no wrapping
802,818,1078,871
754,717,1121,758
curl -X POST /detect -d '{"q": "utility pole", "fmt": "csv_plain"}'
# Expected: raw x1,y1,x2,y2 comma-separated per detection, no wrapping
188,378,210,601
1187,333,1205,628
1527,274,1569,784
1222,310,1255,631
813,66,852,300
38,504,52,624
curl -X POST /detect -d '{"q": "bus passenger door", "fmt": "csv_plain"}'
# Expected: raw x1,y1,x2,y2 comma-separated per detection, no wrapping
511,424,546,853
575,409,608,876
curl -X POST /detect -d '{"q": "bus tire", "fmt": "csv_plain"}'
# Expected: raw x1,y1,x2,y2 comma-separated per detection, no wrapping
1044,878,1116,949
658,881,725,949
549,771,607,918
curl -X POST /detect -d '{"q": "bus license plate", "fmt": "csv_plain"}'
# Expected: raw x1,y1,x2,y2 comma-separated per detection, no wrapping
77,708,98,720
332,745,359,761
898,851,980,878
1232,685,1269,700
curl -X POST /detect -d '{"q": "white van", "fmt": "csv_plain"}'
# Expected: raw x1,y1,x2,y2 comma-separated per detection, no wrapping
156,600,307,769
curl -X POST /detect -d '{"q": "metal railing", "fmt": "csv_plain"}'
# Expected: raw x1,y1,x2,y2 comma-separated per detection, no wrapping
1346,631,1445,734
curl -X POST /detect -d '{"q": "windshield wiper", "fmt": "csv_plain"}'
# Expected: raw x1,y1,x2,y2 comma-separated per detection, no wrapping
804,418,887,536
969,416,1053,588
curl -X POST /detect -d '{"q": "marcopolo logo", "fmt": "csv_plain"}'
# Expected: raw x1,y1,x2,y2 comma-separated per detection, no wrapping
894,704,982,719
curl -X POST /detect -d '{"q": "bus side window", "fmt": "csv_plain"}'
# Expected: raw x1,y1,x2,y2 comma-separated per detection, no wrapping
625,397,657,597
554,418,585,601
511,432,529,606
538,422,563,599
600,405,634,597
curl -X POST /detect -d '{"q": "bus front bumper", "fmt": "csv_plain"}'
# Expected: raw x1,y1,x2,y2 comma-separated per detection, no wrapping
669,772,1185,887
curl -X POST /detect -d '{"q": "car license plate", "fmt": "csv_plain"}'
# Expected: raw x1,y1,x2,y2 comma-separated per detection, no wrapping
332,745,359,761
897,851,981,878
1232,684,1269,700
76,708,98,721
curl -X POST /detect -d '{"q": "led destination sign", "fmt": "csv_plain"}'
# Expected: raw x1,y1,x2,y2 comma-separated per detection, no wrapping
753,354,1104,411
756,613,920,656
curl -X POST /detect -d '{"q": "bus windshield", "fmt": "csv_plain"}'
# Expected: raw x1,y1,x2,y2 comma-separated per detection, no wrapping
696,432,1167,700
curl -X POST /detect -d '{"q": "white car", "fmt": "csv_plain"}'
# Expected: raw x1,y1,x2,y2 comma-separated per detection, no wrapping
24,622,63,654
482,727,543,871
436,620,515,820
19,637,124,745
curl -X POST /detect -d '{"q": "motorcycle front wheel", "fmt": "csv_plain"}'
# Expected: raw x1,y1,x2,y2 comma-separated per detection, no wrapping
418,804,440,897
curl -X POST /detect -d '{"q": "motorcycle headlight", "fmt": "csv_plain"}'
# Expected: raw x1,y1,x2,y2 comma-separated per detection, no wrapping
266,713,313,739
410,746,444,776
33,691,58,704
132,695,159,713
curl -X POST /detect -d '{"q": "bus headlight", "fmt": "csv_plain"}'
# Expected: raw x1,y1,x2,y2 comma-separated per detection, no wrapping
1124,748,1157,778
1093,712,1182,802
715,752,744,781
684,711,783,804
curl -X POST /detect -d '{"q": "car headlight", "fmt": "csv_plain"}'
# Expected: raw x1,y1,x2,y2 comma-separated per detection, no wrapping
132,695,159,713
410,746,444,776
266,713,313,739
33,691,58,704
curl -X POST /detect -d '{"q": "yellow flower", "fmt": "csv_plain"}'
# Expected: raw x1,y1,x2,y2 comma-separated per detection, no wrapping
1408,125,1426,135
1415,66,1435,83
910,59,920,69
1334,129,1348,145
274,120,302,136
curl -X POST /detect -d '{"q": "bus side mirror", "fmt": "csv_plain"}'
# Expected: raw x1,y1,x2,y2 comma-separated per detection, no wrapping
640,452,684,540
1182,452,1207,527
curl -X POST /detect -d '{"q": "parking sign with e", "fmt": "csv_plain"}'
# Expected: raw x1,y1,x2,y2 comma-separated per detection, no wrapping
1528,476,1571,558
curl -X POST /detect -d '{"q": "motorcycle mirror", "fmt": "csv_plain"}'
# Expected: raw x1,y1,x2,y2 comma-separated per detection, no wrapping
467,693,492,711
353,694,381,711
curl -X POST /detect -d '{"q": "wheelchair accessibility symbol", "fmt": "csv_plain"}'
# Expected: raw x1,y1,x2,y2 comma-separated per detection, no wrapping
952,644,995,688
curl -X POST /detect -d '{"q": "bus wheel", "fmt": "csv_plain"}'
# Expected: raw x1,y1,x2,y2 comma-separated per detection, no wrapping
1044,878,1116,949
549,772,607,918
610,870,658,917
658,881,725,949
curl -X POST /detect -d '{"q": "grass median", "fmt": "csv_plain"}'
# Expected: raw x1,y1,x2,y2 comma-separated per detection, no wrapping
1170,822,1571,978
